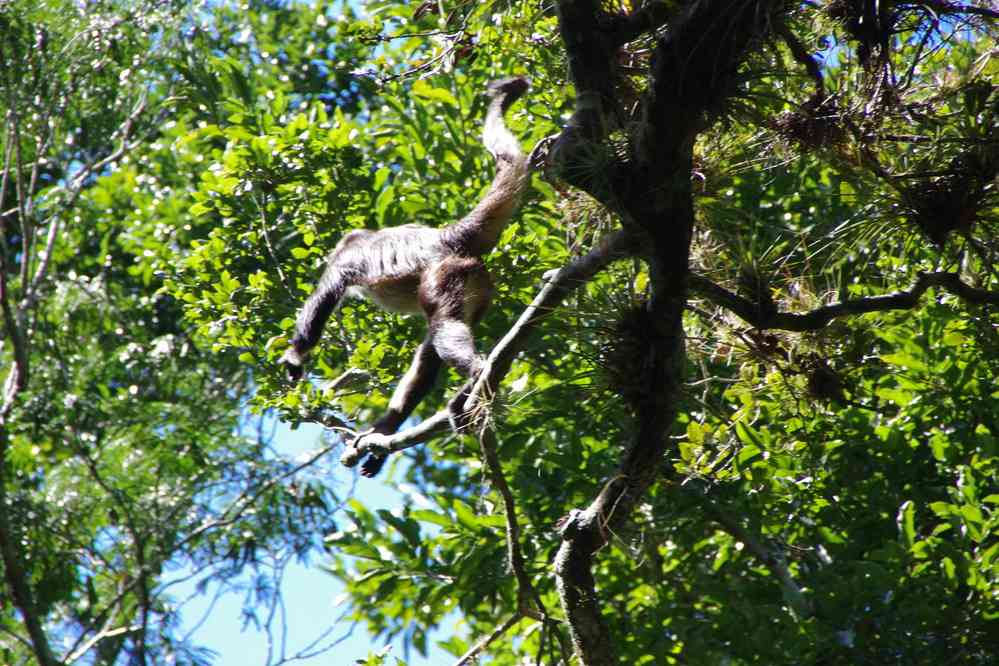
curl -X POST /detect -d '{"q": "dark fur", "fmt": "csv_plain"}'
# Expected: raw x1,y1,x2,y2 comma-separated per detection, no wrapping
281,77,529,476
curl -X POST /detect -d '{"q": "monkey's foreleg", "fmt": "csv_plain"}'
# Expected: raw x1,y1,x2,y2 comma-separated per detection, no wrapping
281,263,350,381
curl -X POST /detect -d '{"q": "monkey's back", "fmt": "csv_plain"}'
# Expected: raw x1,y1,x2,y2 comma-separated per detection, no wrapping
342,224,449,314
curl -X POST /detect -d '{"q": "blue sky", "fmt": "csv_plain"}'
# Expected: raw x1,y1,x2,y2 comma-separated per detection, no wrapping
174,419,455,665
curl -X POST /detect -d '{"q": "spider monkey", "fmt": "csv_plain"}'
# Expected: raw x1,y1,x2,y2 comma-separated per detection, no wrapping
280,77,529,477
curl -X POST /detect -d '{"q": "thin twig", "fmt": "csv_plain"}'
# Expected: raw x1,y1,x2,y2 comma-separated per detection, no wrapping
693,492,813,618
452,613,523,666
917,0,999,20
23,93,149,311
253,193,294,298
478,425,544,619
65,625,141,664
775,21,824,95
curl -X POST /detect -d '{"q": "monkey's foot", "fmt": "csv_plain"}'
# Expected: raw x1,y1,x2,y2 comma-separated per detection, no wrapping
528,134,558,171
360,454,387,477
340,431,392,471
279,348,305,382
541,267,561,283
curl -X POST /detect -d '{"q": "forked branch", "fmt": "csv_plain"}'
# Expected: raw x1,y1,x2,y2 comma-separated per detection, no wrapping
689,271,999,332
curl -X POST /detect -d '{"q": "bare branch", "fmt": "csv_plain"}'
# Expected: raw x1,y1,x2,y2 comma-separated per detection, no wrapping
548,4,787,660
253,193,294,298
0,125,28,417
65,625,141,665
0,262,26,417
553,499,620,666
452,613,524,666
775,20,825,95
695,492,813,618
689,271,999,332
0,624,33,651
338,411,450,467
548,0,628,208
604,2,674,46
0,429,60,666
24,93,149,306
914,0,999,20
181,439,341,548
466,230,638,409
478,425,544,619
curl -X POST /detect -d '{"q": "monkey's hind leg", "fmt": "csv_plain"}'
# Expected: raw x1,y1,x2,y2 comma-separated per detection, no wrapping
419,257,493,432
359,337,443,477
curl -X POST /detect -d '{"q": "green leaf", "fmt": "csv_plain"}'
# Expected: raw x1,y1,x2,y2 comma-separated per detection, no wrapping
452,500,482,533
880,352,928,373
411,80,458,107
410,509,453,528
896,500,915,549
374,185,395,225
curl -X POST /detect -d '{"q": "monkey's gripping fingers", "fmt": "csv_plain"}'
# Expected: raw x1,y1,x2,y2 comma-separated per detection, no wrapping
340,430,392,468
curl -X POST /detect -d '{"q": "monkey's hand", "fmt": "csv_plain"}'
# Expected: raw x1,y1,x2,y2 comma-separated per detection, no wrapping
341,430,392,475
279,348,305,383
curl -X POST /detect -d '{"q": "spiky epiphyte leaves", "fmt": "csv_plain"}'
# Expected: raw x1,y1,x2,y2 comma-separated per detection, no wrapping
804,354,847,404
553,136,621,204
769,94,848,152
737,264,778,320
556,189,619,255
600,303,658,413
901,139,999,246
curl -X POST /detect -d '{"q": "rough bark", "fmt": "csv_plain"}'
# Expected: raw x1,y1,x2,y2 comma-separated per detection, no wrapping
549,1,786,662
689,270,999,331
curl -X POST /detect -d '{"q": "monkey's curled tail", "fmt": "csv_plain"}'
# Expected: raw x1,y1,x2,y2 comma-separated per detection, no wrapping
440,77,529,256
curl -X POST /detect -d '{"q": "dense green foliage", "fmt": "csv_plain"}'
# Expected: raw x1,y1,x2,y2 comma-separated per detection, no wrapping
1,0,996,664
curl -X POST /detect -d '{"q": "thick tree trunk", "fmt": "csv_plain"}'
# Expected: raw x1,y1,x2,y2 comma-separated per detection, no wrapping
550,0,786,662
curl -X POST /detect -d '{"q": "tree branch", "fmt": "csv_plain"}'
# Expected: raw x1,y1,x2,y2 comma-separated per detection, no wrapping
635,0,784,181
548,3,787,662
689,271,999,332
549,0,627,208
0,121,27,416
775,20,825,95
65,625,141,664
23,93,149,309
914,0,999,20
0,430,60,666
452,613,523,666
553,497,621,666
477,424,543,619
684,482,814,618
604,1,674,47
714,511,812,617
